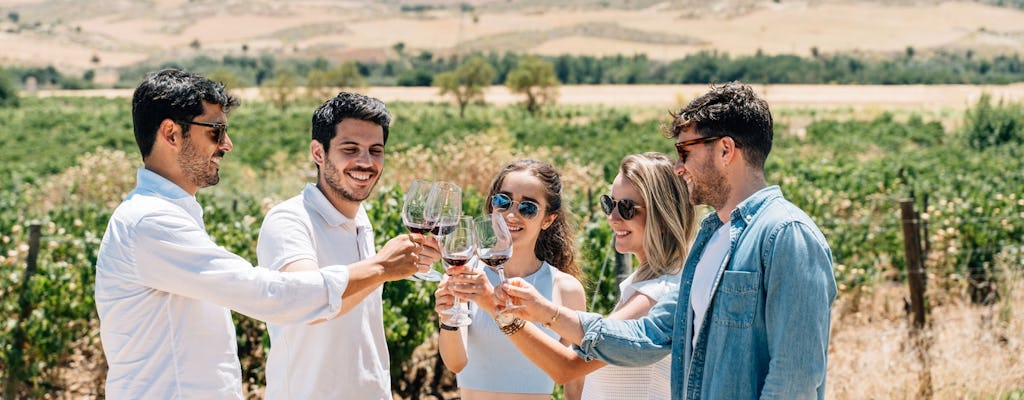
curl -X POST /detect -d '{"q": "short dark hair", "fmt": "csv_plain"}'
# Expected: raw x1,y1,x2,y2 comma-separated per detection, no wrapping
311,92,391,152
667,82,773,168
131,69,238,158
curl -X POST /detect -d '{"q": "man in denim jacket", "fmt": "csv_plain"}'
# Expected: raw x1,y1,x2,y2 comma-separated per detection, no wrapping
502,82,837,399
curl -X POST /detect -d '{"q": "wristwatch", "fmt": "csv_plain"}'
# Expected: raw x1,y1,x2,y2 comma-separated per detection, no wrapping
496,312,516,327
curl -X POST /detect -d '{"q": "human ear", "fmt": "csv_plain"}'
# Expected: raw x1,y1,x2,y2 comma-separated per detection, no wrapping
310,140,325,166
159,119,179,146
541,212,558,230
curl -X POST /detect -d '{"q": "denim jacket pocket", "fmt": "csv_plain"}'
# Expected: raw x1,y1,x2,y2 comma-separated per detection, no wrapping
711,270,760,328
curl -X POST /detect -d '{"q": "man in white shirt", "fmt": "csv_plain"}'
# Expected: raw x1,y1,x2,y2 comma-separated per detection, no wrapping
256,92,403,399
94,69,440,399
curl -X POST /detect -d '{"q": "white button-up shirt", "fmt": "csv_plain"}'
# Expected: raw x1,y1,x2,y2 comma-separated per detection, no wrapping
257,183,391,399
95,169,350,399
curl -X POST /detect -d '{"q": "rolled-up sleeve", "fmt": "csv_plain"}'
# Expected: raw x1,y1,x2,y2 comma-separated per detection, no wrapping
574,292,677,367
134,209,348,325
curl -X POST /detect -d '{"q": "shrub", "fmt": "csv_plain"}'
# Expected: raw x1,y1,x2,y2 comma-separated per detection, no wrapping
964,93,1024,150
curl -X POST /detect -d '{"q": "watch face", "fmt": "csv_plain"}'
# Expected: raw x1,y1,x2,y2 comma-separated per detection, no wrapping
496,313,515,326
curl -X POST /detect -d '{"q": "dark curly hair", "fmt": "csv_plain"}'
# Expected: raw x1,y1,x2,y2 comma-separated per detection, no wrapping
666,82,773,169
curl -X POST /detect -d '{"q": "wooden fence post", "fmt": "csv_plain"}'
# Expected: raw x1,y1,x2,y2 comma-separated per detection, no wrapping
5,222,42,399
899,199,928,329
899,199,933,399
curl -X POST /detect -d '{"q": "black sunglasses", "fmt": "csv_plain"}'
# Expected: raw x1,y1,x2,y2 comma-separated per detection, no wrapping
177,119,228,144
491,193,540,219
674,135,725,163
599,194,643,220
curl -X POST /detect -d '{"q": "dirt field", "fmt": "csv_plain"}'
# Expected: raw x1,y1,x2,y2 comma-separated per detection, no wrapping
33,83,1024,110
1,0,1023,73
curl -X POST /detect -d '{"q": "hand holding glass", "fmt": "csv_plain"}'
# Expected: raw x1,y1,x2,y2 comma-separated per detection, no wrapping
475,213,521,312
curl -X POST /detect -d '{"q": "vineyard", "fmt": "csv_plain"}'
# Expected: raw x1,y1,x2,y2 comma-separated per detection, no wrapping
1,93,1022,398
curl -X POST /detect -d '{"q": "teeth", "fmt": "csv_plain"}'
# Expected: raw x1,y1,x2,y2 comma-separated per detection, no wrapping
349,172,372,181
615,230,629,237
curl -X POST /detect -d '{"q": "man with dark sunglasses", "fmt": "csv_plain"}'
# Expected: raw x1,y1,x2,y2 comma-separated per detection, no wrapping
95,70,436,399
504,82,837,399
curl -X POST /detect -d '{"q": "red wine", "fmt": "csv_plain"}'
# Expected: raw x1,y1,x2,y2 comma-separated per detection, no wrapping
406,223,433,234
433,224,456,235
480,255,509,267
442,256,472,267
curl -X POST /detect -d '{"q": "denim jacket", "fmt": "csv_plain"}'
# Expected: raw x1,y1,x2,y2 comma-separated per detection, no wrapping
575,186,837,399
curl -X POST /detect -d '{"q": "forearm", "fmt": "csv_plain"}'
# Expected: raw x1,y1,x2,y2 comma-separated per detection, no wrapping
507,323,605,383
437,328,468,373
341,258,388,298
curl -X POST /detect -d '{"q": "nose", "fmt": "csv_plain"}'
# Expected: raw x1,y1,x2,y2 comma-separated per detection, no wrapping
355,150,373,166
674,158,686,176
220,132,234,152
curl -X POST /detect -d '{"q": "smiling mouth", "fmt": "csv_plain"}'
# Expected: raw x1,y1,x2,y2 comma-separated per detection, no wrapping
614,230,631,237
347,170,374,182
507,224,524,232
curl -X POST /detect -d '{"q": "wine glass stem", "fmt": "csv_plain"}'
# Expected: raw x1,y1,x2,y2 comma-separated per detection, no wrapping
497,266,512,310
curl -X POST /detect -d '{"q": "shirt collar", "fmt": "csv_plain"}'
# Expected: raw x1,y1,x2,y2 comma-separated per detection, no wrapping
136,168,203,222
302,183,369,232
698,185,783,231
729,185,782,226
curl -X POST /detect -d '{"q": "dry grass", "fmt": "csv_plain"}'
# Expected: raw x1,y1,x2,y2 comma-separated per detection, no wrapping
828,257,1024,399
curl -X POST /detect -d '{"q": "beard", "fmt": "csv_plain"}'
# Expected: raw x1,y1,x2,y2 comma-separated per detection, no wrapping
687,156,729,210
178,137,221,189
321,156,379,203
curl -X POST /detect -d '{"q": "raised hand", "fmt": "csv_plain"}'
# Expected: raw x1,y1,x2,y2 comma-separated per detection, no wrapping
433,279,456,318
447,268,497,315
497,277,558,323
373,233,440,281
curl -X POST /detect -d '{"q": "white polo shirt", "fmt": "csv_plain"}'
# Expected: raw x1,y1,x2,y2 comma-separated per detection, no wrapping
257,183,391,400
95,169,350,399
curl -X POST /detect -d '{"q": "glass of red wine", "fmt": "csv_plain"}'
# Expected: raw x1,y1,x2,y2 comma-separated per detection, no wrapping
431,181,463,236
440,215,476,326
475,212,520,312
402,179,443,281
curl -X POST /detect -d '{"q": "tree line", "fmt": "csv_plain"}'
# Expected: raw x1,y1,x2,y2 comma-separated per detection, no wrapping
2,48,1024,97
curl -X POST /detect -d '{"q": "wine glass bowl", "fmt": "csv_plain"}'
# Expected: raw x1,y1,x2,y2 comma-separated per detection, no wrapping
440,216,475,326
402,179,444,281
430,182,462,236
402,179,438,234
475,213,521,312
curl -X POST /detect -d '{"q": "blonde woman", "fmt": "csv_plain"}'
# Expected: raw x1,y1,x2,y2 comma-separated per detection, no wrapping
454,152,696,399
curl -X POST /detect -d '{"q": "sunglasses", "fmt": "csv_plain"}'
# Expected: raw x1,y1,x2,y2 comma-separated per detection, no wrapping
491,193,540,219
599,194,644,220
674,135,725,163
177,119,228,144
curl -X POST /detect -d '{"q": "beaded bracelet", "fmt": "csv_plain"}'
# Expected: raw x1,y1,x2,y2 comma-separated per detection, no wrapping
500,317,526,336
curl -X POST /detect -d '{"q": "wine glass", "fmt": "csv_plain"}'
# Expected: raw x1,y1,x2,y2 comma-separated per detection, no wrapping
440,215,476,327
430,181,462,236
475,212,520,312
402,179,443,281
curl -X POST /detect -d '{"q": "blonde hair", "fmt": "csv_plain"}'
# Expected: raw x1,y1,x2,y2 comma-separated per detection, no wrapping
619,152,697,282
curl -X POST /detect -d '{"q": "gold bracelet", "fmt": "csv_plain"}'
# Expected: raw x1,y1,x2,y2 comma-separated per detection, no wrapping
543,307,560,328
500,317,526,336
